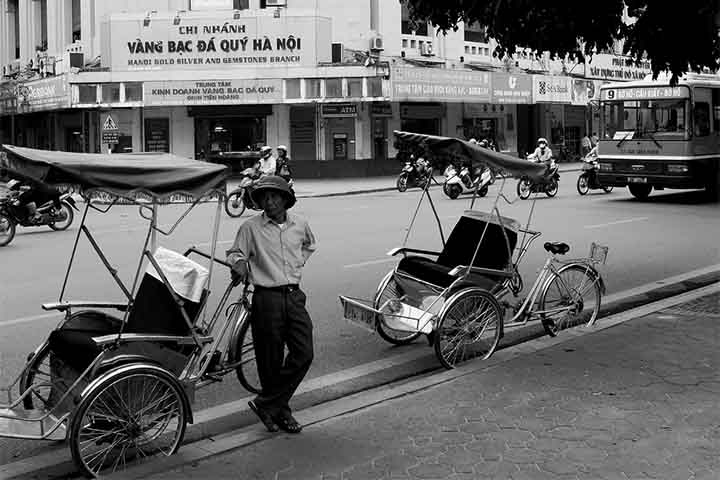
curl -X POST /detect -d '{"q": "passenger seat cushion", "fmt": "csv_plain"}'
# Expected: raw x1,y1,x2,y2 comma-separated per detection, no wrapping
48,310,122,373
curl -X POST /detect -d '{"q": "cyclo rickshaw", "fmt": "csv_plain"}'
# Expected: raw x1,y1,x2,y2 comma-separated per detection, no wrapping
0,145,261,477
340,132,608,369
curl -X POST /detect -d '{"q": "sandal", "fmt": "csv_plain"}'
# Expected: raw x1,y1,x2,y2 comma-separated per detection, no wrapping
273,413,303,434
248,401,279,433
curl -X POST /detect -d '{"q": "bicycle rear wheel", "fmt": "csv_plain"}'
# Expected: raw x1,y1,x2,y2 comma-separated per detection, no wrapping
539,264,602,336
234,317,261,394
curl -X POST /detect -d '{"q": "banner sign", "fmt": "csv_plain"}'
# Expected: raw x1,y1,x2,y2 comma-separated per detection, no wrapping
532,75,571,103
585,54,652,81
600,86,689,101
491,73,532,104
570,79,592,106
104,13,331,71
144,79,283,105
391,66,491,102
6,76,71,113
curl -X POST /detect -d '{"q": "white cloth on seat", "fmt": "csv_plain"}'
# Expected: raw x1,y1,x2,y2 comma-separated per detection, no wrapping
145,247,208,303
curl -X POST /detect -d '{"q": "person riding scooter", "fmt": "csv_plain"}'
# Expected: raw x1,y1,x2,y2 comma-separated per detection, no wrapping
527,137,556,178
4,171,61,222
255,146,277,176
275,145,292,183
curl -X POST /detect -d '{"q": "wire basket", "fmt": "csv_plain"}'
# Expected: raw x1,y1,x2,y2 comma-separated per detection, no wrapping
589,242,609,265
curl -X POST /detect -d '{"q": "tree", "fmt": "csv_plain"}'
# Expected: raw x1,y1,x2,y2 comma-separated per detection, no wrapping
402,0,720,84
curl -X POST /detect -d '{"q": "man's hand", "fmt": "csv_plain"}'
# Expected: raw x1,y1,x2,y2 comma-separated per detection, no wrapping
230,260,248,286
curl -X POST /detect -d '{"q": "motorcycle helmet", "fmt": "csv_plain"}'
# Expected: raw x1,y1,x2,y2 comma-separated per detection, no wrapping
276,145,287,154
260,145,273,158
469,138,478,144
479,139,489,148
537,137,548,147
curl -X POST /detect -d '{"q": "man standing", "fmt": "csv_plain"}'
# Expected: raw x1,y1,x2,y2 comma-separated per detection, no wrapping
227,176,316,434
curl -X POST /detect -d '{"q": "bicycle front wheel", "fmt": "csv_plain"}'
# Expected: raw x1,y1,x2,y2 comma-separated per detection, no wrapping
539,264,602,336
434,289,502,369
235,317,261,394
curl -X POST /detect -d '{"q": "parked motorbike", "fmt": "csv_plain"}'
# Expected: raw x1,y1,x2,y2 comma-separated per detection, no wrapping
0,184,77,247
443,164,492,200
517,158,560,200
577,149,613,195
224,168,294,217
396,157,432,192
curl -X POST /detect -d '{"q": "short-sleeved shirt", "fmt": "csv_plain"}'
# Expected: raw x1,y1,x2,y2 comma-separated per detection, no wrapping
226,212,317,287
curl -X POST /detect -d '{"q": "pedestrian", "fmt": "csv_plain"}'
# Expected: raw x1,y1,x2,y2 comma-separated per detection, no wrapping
591,132,599,148
275,145,292,182
226,175,317,434
581,134,592,157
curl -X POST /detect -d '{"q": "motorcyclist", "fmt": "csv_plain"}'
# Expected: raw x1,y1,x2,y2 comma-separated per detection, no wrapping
256,146,277,176
5,173,61,221
528,137,555,177
275,145,292,183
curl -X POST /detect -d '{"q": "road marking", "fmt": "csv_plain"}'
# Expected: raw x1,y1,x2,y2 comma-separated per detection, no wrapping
343,258,397,268
583,217,648,229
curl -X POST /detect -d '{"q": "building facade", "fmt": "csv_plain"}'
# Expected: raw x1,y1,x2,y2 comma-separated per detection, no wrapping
0,0,652,176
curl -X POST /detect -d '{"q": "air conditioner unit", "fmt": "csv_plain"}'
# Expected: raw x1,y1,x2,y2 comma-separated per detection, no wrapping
420,43,433,56
370,36,384,52
265,0,287,6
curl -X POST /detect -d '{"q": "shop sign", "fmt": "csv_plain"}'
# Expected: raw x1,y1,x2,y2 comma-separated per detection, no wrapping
491,73,532,104
144,79,282,106
321,103,357,117
532,75,572,103
9,76,70,113
600,85,689,101
370,102,392,116
463,103,507,117
0,88,17,115
570,79,592,106
585,54,652,81
104,14,331,72
391,67,491,102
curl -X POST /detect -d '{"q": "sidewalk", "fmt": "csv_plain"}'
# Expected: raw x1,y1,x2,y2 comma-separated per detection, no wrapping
230,162,584,199
114,285,720,480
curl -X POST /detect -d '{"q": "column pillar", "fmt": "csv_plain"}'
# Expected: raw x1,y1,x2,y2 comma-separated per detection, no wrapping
18,0,33,64
79,0,93,57
0,0,10,67
46,0,71,60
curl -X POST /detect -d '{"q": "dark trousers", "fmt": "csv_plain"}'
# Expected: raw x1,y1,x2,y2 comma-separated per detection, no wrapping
250,286,313,417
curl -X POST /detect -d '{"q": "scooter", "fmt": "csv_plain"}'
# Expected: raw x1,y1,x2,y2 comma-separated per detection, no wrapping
396,157,432,192
517,157,560,199
577,149,613,195
443,164,492,200
224,168,294,217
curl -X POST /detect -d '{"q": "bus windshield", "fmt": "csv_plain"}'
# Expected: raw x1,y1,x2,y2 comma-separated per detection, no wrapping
601,99,688,141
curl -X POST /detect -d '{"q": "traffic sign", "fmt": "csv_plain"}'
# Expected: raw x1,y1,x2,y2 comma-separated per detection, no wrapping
102,131,119,144
102,114,118,131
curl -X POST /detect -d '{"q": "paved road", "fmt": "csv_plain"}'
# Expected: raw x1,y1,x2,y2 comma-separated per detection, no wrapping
0,180,718,467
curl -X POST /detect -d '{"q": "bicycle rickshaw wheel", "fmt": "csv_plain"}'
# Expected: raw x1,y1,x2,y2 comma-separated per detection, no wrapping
539,264,602,337
235,317,262,394
48,203,74,231
224,190,246,217
20,342,53,410
70,365,187,478
434,289,502,369
374,273,423,345
0,214,16,247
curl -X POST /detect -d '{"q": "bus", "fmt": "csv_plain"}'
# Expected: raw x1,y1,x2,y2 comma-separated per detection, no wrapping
597,73,720,199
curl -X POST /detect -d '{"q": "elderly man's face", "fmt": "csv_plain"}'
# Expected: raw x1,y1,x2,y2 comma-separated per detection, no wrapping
258,190,287,217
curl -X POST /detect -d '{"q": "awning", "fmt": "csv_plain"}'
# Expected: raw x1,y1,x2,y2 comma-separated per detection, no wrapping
402,57,445,67
1,145,229,201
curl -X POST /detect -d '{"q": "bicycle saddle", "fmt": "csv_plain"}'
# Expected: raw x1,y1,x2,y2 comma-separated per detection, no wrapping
544,242,570,255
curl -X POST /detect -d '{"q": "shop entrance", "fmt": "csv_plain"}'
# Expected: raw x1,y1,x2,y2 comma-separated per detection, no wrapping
324,117,355,161
372,117,387,161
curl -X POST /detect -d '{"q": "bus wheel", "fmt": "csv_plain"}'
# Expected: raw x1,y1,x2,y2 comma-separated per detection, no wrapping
628,184,652,200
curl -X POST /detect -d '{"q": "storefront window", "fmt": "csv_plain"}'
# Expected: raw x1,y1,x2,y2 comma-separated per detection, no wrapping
78,84,97,103
306,79,321,98
124,82,143,102
368,77,382,97
325,78,342,98
347,78,363,98
286,79,301,99
102,83,120,103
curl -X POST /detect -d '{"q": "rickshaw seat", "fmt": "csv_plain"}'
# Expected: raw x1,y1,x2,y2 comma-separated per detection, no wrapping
396,211,518,289
48,249,209,373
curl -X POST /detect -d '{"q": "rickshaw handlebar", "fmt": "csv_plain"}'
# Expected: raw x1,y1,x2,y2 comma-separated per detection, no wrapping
184,246,232,268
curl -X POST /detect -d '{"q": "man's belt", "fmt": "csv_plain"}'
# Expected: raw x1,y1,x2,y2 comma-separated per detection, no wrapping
254,284,299,293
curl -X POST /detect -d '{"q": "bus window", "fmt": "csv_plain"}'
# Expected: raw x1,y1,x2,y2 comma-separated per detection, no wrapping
694,102,710,137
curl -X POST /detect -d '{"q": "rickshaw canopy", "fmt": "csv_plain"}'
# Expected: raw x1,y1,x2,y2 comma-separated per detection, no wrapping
393,131,547,181
0,145,228,200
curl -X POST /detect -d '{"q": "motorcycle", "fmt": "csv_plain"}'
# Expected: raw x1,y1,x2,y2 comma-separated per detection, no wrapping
577,149,613,195
443,164,492,200
396,158,432,192
224,168,294,217
517,157,560,200
0,184,77,247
